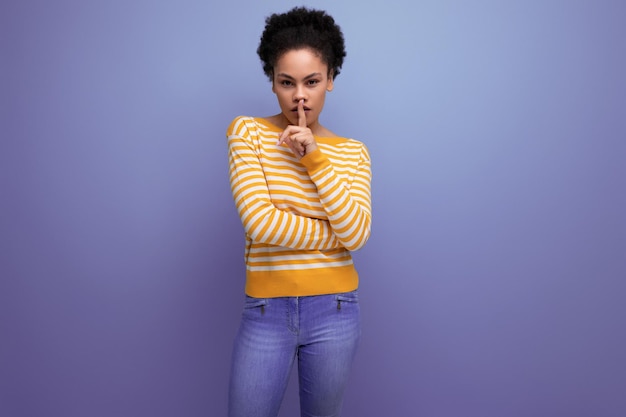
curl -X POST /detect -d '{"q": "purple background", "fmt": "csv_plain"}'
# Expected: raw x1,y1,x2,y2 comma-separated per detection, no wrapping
2,0,625,416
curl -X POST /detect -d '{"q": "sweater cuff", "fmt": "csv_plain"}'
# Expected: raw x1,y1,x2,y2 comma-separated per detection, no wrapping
300,149,331,175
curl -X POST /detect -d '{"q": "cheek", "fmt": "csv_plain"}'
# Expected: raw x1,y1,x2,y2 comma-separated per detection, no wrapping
277,92,290,103
275,94,288,108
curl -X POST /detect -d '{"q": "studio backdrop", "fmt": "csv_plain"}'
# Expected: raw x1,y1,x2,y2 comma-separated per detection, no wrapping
2,0,625,416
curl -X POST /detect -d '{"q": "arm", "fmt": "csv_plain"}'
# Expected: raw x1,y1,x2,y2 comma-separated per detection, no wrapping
301,145,372,251
276,102,372,251
227,117,343,250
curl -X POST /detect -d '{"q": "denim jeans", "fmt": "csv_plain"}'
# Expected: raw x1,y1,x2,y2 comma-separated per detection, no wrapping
228,291,361,417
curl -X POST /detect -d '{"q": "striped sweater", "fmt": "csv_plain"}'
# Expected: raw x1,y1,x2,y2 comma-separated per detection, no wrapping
227,116,372,298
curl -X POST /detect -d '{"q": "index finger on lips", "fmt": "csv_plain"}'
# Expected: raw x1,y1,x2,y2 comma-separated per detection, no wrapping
298,99,307,128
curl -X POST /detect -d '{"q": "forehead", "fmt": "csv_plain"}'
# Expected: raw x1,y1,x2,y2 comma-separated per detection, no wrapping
274,48,328,75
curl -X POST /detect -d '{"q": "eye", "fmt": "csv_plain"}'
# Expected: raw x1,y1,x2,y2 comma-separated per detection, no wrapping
280,80,293,87
307,79,320,86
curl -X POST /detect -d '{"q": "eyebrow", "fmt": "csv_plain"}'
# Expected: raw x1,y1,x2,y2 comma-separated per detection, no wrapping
276,72,322,80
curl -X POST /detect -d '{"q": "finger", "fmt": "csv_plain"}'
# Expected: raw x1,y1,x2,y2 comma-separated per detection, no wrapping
287,140,302,157
277,128,291,145
298,99,307,128
277,126,297,145
292,135,305,156
283,136,304,157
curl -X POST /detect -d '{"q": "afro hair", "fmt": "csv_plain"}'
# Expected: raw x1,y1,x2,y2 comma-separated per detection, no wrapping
257,7,346,81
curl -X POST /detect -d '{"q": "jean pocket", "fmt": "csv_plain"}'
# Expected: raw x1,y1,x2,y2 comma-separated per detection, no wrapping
243,296,269,315
244,296,268,308
335,290,358,310
335,290,359,303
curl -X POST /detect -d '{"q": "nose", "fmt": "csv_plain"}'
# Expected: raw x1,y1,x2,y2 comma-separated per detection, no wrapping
293,86,306,102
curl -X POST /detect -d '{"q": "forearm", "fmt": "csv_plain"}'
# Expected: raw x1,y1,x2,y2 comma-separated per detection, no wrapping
229,138,343,250
301,149,372,251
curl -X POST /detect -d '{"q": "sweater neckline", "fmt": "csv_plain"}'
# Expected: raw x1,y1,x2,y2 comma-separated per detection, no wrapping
255,117,347,141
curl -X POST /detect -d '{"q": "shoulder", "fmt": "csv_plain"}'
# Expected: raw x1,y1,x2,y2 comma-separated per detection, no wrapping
339,137,370,163
226,115,258,137
356,140,370,161
330,137,369,154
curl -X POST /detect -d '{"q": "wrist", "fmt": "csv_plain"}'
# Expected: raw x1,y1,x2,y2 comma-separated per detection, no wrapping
305,142,318,154
300,148,328,174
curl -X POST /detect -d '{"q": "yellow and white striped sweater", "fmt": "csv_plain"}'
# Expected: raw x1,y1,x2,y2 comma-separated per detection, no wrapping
227,116,372,298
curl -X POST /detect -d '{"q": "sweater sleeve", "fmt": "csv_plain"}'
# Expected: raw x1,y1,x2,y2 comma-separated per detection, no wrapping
227,117,343,250
300,145,372,251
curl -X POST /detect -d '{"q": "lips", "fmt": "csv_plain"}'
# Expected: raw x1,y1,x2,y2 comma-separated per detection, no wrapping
291,106,311,111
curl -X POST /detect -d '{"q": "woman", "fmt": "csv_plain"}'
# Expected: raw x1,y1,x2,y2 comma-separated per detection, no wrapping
226,7,372,417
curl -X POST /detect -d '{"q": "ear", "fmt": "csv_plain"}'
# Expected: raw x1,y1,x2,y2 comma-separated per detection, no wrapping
271,70,277,94
327,70,334,92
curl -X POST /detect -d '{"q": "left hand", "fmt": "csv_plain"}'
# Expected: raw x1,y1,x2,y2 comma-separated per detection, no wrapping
277,99,318,159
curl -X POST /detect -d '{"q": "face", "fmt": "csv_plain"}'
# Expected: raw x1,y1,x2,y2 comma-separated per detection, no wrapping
272,48,334,132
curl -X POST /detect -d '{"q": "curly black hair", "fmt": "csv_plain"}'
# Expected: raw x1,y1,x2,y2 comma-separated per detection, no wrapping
257,6,346,81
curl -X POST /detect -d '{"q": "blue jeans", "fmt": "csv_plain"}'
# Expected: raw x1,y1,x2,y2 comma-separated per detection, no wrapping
228,291,361,417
